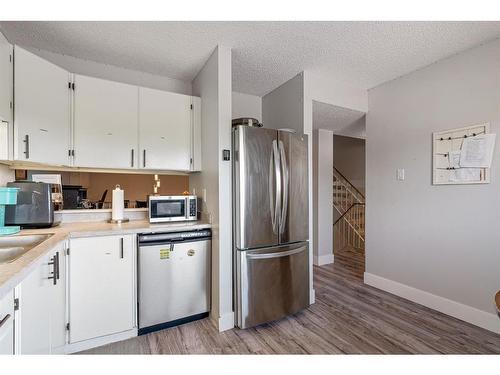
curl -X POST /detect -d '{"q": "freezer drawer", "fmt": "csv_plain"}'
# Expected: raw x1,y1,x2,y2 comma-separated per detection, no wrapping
236,242,310,329
138,239,210,331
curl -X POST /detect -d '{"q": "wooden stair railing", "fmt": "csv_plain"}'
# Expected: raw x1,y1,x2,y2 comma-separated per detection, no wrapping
333,167,365,252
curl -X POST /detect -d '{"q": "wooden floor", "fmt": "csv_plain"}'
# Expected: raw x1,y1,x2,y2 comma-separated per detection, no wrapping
333,244,365,278
81,246,500,354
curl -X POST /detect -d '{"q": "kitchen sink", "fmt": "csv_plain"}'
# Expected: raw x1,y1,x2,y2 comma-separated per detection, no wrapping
0,234,53,264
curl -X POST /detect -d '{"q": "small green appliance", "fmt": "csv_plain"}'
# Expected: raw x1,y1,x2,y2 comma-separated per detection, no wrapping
0,187,20,235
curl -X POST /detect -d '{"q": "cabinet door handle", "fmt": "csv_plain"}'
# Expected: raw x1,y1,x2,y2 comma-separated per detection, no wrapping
131,149,134,167
48,254,57,285
120,237,124,259
0,314,11,328
143,150,146,168
55,251,60,280
23,135,30,159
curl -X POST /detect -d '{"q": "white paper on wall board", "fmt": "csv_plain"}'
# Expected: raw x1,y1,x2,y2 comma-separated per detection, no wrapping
449,168,481,182
448,150,461,169
432,123,490,185
459,134,496,168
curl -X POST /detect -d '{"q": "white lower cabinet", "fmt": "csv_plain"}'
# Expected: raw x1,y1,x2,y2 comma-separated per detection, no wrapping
0,290,14,354
15,242,66,354
68,235,136,344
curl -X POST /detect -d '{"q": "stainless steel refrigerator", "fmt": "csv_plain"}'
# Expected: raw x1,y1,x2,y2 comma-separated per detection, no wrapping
233,125,309,329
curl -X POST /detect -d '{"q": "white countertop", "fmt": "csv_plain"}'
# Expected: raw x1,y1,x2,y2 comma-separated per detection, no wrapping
0,220,211,299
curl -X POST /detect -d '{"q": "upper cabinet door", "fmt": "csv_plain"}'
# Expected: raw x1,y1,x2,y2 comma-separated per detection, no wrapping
139,87,192,171
14,46,70,165
191,96,202,171
73,75,138,169
0,31,12,124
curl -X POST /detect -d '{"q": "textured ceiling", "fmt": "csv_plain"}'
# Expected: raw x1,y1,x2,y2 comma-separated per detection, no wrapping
313,101,366,138
1,21,500,96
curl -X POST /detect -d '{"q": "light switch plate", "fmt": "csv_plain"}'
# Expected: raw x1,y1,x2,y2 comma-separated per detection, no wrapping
397,168,405,181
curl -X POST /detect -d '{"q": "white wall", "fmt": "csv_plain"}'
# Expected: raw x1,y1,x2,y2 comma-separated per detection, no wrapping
312,129,334,266
262,73,304,133
304,71,368,114
366,38,500,334
0,164,13,186
232,92,262,122
190,45,233,332
25,47,192,95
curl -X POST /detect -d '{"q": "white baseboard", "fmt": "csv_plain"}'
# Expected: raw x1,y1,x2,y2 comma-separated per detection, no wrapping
313,254,334,266
364,272,500,334
217,311,235,332
66,328,138,354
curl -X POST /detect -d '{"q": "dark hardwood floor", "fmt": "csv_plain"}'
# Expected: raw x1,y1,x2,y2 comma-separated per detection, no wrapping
80,246,500,354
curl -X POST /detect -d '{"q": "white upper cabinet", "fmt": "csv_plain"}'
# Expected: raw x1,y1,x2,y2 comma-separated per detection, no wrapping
139,87,193,171
191,96,202,171
14,46,70,166
0,31,12,124
10,47,201,171
72,74,139,169
0,32,12,161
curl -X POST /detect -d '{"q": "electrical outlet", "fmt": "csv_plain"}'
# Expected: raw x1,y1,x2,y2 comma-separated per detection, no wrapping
192,188,196,195
397,168,405,181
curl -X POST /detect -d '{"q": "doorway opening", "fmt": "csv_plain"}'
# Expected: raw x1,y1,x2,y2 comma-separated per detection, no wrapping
332,135,365,278
312,100,366,279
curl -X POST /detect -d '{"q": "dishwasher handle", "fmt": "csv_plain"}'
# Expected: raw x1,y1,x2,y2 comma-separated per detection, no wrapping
138,230,212,245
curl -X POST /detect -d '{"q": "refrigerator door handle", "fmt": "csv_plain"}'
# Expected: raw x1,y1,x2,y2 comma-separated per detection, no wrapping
272,140,281,234
246,246,305,260
268,144,276,232
278,140,289,234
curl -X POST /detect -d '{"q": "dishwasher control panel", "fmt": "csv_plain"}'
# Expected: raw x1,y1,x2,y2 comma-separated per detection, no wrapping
138,229,212,244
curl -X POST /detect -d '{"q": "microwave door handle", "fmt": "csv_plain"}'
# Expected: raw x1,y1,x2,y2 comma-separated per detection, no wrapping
185,197,189,219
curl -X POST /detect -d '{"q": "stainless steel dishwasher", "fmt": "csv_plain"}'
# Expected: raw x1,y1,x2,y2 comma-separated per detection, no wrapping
137,229,211,335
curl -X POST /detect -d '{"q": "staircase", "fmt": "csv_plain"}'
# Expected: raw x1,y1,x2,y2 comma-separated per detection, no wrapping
333,167,365,252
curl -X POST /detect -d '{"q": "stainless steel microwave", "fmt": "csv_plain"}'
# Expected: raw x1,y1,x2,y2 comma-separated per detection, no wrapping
149,195,198,223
